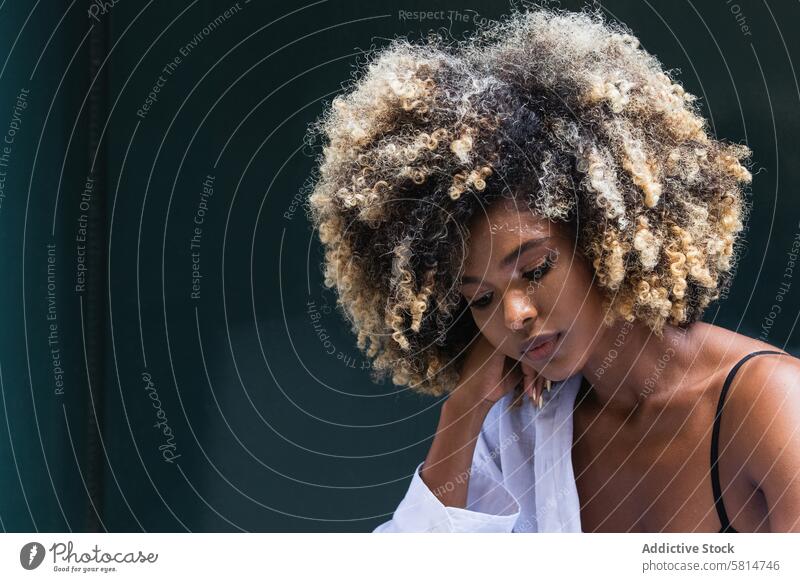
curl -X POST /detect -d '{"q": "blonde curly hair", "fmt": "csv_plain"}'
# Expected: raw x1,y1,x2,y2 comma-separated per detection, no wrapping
305,6,753,397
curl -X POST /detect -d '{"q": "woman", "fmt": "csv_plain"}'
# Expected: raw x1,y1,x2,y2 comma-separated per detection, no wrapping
306,7,800,532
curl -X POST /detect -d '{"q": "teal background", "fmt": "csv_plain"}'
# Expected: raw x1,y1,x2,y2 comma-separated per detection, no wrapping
0,0,798,531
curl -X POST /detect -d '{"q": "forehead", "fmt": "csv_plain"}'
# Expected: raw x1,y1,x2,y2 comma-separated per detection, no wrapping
465,199,553,260
472,198,550,230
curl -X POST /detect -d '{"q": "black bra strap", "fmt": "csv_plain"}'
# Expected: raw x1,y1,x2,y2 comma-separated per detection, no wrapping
710,349,788,531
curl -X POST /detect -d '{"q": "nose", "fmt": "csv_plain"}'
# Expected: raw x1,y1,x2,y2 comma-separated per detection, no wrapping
503,288,538,332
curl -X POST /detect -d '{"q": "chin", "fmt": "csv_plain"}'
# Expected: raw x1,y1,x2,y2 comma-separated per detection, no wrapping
527,336,580,382
535,362,580,384
550,354,591,383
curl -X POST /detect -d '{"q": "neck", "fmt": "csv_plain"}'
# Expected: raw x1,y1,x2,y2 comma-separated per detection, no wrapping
579,318,696,415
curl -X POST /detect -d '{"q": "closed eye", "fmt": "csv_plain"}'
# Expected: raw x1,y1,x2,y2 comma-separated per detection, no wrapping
522,253,556,282
466,251,557,309
468,293,493,309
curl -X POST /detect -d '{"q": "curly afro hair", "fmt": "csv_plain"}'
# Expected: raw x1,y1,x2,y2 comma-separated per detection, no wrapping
305,6,753,397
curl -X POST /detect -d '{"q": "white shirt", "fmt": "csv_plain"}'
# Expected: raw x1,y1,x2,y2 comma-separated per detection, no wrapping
373,372,584,533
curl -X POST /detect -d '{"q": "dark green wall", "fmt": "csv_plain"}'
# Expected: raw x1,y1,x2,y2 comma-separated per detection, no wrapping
1,0,798,532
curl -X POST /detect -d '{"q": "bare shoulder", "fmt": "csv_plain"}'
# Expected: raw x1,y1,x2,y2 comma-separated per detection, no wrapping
727,350,800,530
726,350,800,427
689,321,800,461
711,317,799,394
726,349,800,428
676,322,790,387
668,323,800,528
736,350,800,384
684,321,789,358
707,321,799,415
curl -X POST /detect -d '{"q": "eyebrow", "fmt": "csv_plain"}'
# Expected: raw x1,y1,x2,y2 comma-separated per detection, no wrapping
461,236,550,285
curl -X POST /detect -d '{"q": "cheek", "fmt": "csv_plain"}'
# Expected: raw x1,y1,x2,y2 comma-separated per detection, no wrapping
543,269,602,328
469,307,495,333
469,309,510,348
566,283,607,333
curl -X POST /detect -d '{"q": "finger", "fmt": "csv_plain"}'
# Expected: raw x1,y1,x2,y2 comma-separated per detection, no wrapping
534,374,544,405
523,370,533,400
502,356,523,393
521,361,536,402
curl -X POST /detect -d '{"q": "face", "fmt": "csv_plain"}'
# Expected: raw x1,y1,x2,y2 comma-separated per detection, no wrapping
459,198,607,381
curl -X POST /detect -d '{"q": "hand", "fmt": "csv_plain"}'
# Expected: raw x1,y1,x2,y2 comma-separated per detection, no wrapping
448,334,549,408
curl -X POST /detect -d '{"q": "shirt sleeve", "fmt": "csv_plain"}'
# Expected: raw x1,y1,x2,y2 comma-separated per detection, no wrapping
372,406,521,533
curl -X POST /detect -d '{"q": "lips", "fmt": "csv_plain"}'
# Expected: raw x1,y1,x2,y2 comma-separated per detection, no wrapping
519,331,561,362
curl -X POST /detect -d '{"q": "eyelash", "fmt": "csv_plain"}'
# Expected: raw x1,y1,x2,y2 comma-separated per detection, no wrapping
468,253,557,309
